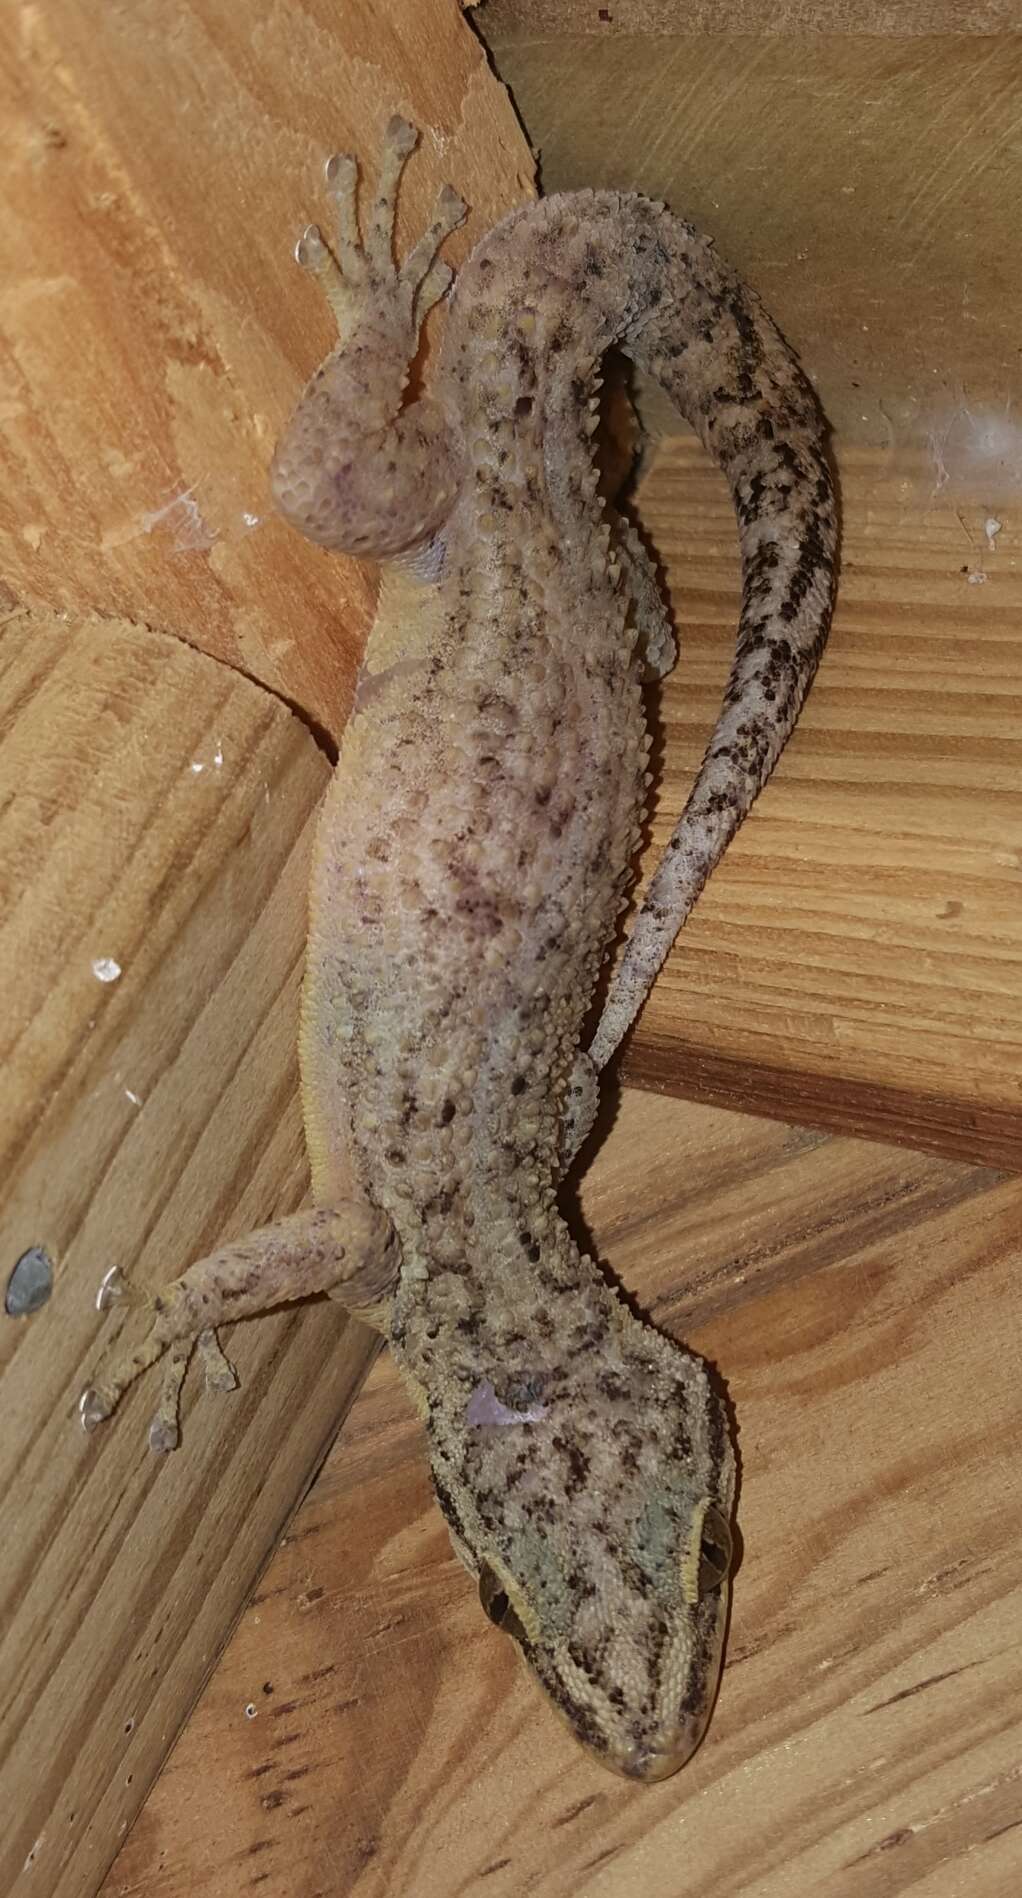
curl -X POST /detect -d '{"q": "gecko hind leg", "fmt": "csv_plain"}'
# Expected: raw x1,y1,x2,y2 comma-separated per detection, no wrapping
79,1202,399,1452
612,511,678,683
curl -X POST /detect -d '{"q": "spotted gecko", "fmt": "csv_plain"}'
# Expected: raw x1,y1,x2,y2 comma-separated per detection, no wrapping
81,118,836,1780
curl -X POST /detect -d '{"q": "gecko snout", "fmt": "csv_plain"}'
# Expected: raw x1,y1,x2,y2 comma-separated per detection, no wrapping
613,1716,708,1783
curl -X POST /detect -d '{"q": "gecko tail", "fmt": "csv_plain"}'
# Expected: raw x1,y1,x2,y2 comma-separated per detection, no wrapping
587,204,838,1073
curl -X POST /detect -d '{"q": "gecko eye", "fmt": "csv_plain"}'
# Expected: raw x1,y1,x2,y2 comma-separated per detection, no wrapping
697,1504,734,1597
478,1564,529,1641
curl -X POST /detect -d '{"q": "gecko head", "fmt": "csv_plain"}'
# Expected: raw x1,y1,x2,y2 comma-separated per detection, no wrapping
431,1350,736,1781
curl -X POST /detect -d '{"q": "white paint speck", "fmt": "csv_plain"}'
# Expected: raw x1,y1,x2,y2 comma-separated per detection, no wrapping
190,760,205,774
967,570,988,586
23,1834,45,1873
213,743,224,768
125,1088,143,1107
92,956,121,983
984,515,1002,548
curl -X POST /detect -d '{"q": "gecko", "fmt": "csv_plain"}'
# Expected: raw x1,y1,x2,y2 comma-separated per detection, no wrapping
80,118,836,1781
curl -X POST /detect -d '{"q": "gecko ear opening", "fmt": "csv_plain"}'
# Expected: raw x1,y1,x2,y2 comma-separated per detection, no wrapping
696,1503,734,1598
680,1499,734,1606
478,1564,529,1642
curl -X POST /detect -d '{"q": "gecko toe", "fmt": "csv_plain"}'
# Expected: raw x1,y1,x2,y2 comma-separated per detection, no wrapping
384,115,418,158
148,1414,180,1454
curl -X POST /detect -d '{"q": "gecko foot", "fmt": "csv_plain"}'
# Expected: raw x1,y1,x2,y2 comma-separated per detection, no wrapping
294,116,466,335
78,1318,227,1453
79,1205,396,1452
81,1267,238,1452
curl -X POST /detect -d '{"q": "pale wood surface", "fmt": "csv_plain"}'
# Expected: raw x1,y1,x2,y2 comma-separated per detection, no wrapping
102,1087,1022,1897
0,0,531,736
0,608,380,1898
478,26,1022,1166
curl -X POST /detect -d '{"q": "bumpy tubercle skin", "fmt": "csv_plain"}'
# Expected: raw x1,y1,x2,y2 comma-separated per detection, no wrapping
83,123,836,1783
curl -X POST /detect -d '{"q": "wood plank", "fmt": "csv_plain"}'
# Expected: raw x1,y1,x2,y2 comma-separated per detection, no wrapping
0,0,532,736
101,1087,1022,1897
0,607,379,1898
481,29,1022,451
484,2,1012,30
476,27,1022,1164
623,440,1022,1167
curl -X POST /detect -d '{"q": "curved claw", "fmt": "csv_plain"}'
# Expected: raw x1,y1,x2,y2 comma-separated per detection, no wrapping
95,1265,128,1312
79,1387,109,1434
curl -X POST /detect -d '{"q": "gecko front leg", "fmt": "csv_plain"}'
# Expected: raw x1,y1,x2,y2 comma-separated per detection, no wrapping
80,1203,399,1451
271,114,466,559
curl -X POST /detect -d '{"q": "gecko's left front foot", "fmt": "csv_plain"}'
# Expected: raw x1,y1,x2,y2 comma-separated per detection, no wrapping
271,119,467,561
295,116,467,336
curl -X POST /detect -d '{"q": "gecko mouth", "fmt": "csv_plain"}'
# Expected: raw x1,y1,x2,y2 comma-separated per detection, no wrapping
608,1717,708,1782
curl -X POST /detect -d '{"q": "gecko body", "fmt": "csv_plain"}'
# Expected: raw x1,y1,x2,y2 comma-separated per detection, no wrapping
82,121,836,1780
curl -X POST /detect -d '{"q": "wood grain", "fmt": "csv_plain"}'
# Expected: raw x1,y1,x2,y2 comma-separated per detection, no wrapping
0,0,533,736
102,1087,1022,1897
483,3,1013,30
0,607,380,1898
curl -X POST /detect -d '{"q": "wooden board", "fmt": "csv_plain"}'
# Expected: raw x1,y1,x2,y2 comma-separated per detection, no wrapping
482,26,1022,451
101,1087,1022,1897
624,441,1022,1168
482,3,1014,30
475,25,1022,1166
0,0,532,736
0,608,379,1898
